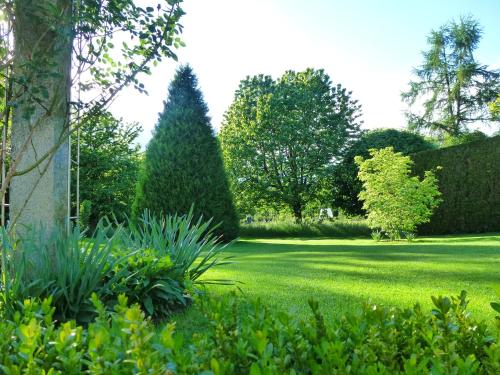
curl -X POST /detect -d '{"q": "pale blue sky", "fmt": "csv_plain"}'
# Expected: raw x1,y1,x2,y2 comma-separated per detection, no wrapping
111,0,500,147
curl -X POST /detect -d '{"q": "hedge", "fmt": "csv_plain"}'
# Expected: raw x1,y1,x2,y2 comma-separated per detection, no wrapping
1,292,499,373
412,135,500,234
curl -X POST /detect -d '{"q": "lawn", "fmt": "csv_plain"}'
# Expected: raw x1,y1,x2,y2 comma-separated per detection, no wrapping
189,233,500,323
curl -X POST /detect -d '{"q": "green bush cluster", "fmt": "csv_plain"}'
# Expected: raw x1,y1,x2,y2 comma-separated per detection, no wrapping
0,291,498,374
332,128,435,216
412,135,500,234
0,209,230,323
356,147,442,240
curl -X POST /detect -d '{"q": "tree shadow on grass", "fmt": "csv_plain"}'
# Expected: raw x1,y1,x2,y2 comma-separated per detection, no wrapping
230,240,500,258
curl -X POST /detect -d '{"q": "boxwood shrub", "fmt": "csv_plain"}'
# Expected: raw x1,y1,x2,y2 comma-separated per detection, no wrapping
0,291,498,374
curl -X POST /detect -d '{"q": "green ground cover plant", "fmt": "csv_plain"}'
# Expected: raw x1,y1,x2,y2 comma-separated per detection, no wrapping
0,291,498,374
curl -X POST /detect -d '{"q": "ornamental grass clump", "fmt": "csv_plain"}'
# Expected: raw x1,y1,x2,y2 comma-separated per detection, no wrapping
0,222,129,323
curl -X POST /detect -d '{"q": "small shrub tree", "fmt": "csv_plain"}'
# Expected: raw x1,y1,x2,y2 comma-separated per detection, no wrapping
355,147,441,239
133,65,238,240
331,128,435,216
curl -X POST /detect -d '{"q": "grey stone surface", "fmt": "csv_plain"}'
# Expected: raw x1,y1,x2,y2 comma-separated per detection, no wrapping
9,0,73,234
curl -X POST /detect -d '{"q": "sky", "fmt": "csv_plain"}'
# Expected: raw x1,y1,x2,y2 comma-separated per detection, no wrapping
110,0,500,147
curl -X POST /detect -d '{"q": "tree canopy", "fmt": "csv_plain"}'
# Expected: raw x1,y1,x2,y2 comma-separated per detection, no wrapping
402,16,499,136
332,129,435,216
133,65,238,240
219,68,362,222
73,112,141,228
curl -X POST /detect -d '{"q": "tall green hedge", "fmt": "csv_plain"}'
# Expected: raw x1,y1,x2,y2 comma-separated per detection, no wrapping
412,135,500,234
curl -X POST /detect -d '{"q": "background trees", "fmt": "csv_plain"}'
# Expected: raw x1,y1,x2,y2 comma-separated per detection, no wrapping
402,16,499,137
73,112,141,228
331,129,435,216
219,68,362,222
133,65,238,240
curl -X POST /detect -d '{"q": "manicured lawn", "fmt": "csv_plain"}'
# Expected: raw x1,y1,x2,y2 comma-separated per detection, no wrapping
195,233,500,322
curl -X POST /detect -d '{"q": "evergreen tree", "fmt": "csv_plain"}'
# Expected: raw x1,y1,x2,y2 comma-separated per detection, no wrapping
133,65,238,239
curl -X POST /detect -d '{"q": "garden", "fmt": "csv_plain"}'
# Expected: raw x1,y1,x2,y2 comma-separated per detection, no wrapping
0,1,499,374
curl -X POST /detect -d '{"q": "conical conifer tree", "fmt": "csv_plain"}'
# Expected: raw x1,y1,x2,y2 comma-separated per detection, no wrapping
133,65,239,239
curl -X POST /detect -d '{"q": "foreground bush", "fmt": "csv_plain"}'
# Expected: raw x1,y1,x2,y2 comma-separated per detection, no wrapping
116,209,234,320
0,291,498,374
0,210,231,323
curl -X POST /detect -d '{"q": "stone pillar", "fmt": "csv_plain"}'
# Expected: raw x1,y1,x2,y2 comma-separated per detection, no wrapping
9,0,73,234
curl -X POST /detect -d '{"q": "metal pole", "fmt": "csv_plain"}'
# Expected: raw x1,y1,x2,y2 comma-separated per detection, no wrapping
66,115,72,232
1,20,11,227
76,116,80,223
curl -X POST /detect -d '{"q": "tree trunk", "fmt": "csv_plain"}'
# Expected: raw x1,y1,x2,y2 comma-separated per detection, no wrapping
292,201,303,223
10,0,73,234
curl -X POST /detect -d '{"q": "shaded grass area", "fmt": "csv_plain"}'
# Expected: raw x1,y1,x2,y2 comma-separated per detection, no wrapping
239,219,370,238
174,233,500,333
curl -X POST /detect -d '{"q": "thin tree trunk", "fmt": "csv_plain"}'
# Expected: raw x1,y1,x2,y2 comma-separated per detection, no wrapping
292,200,303,223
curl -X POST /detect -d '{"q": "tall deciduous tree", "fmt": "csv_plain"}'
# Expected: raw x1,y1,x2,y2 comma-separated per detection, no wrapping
332,129,435,216
219,69,362,222
73,112,141,228
133,65,238,240
402,16,499,136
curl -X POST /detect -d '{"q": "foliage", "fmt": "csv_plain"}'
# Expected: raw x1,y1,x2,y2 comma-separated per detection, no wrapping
219,69,362,222
371,229,383,241
412,135,500,234
109,249,189,321
489,96,500,120
355,147,441,238
74,112,141,228
402,16,499,136
239,219,369,238
116,208,235,320
492,288,500,330
0,222,128,323
78,199,92,228
1,0,186,227
441,129,489,147
1,291,498,374
179,291,499,374
0,209,232,322
332,128,435,216
133,65,239,240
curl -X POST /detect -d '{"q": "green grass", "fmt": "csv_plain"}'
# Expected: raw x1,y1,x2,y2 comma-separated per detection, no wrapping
175,233,500,329
239,219,370,238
